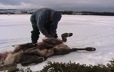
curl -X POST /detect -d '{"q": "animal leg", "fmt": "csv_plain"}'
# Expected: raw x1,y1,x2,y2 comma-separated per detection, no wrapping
54,48,77,56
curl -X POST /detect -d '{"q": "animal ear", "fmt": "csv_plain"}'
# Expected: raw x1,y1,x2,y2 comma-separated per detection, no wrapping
12,45,16,47
12,44,19,47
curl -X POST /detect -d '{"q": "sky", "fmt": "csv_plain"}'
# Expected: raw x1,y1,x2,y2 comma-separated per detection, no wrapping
0,0,114,12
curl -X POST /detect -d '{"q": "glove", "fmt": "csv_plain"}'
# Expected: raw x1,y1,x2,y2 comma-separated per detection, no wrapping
45,34,52,38
32,43,37,46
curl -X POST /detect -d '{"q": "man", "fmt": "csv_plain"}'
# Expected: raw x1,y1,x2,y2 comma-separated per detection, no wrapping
30,8,62,44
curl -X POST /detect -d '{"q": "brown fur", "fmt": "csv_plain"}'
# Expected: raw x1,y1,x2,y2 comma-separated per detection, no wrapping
2,33,73,66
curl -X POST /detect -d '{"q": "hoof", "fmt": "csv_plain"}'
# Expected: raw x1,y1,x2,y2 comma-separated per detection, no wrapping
85,47,96,51
61,33,73,42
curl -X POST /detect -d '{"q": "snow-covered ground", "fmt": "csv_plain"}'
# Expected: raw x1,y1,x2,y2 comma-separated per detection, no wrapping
0,14,114,71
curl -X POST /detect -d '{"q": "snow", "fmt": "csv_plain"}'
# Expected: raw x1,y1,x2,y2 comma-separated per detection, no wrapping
0,14,114,71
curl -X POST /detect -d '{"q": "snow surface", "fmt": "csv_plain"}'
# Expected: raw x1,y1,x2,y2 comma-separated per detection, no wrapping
0,14,114,71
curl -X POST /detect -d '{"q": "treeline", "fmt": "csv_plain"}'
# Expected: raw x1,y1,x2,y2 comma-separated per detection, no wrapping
59,11,114,16
0,9,114,16
79,11,114,16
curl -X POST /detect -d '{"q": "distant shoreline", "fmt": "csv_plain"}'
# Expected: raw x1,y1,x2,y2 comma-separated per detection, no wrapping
0,9,114,16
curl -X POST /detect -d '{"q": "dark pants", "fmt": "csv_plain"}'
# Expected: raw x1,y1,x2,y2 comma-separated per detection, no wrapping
31,25,40,43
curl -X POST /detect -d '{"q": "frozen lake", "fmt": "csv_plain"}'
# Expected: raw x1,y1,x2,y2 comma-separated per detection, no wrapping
0,14,114,71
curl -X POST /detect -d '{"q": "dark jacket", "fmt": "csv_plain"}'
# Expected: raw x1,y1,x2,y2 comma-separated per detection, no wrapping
30,8,62,36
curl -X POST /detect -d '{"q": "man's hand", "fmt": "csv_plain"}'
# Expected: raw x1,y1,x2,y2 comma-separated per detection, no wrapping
32,43,37,46
45,34,52,38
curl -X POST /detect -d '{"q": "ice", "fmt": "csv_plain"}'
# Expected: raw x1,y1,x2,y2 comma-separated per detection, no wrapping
0,14,114,71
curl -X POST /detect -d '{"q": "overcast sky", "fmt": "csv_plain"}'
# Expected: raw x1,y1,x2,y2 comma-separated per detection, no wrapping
0,0,114,12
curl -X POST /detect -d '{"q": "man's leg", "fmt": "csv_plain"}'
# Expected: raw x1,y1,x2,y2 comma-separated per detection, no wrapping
31,25,40,43
30,15,40,44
